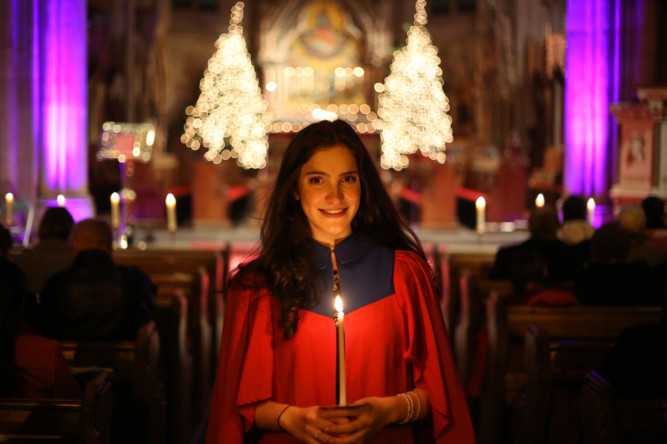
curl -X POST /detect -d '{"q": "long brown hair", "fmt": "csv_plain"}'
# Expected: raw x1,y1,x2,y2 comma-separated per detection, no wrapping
238,120,424,338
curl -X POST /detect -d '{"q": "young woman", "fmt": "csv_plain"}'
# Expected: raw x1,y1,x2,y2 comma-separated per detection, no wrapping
207,120,473,443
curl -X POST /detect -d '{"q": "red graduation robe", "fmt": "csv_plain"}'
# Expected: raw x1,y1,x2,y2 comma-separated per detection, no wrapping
207,235,474,443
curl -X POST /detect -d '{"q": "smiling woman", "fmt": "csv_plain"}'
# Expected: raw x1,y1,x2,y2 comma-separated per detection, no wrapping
206,120,474,443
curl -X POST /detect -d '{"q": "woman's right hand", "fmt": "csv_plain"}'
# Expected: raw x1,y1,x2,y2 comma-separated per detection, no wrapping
281,405,344,443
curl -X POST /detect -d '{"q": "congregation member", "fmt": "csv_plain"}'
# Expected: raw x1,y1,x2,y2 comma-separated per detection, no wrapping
616,204,666,268
573,222,659,306
37,218,156,341
206,120,473,443
0,257,80,399
642,195,667,255
490,205,581,285
557,195,595,246
13,206,75,296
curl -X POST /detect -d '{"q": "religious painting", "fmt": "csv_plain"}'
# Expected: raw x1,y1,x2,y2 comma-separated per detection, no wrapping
618,122,653,190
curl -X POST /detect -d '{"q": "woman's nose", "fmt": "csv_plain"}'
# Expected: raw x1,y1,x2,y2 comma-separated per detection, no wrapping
326,183,344,201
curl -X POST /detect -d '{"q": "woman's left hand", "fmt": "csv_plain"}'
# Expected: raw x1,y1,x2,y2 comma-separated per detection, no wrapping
316,396,401,443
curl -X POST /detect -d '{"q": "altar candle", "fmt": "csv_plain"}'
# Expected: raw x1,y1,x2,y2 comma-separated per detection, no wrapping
587,198,595,224
475,196,486,235
535,193,545,208
110,192,120,229
57,194,66,207
334,295,346,406
166,193,177,232
5,193,13,226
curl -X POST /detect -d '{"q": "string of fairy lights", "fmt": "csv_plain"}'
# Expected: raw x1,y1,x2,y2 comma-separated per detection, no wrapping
183,0,452,171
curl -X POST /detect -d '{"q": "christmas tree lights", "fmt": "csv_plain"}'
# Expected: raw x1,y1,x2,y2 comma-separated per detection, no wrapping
378,0,453,170
182,2,269,169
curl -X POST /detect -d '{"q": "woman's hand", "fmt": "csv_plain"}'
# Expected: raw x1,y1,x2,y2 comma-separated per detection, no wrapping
279,405,345,443
316,396,402,443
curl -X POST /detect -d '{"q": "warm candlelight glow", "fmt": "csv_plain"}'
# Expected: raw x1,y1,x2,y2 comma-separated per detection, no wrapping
334,294,346,406
535,193,545,208
110,192,120,229
4,193,13,226
57,194,66,207
587,198,595,223
475,196,486,235
166,193,177,232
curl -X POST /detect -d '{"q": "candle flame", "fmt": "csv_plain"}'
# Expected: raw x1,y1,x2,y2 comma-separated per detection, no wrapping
166,193,176,206
535,194,545,208
587,198,595,211
57,194,66,207
334,295,343,313
475,196,486,210
5,193,13,203
111,192,120,203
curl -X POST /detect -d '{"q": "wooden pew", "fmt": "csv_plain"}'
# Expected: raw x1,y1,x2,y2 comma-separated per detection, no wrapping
0,371,114,444
59,323,166,444
480,299,663,444
581,371,667,444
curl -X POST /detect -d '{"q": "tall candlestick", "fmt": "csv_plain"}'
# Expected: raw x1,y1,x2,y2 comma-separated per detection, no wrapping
475,196,486,235
5,193,13,226
166,193,177,232
110,192,120,230
535,193,545,208
334,295,346,406
57,194,66,207
587,198,595,225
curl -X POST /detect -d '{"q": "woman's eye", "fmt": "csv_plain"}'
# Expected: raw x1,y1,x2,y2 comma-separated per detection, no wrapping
309,177,322,184
343,175,358,183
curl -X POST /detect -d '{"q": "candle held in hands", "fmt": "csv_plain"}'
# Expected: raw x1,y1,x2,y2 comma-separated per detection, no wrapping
334,295,346,406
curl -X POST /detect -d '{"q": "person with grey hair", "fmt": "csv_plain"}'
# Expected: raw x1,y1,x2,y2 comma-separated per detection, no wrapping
37,218,156,341
617,204,666,268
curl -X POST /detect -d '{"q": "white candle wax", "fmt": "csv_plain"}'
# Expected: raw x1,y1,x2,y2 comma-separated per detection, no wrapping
475,197,486,235
110,192,120,229
166,193,177,232
5,193,14,226
334,295,346,406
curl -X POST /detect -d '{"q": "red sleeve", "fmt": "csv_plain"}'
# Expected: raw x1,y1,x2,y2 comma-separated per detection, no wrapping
51,342,82,399
206,282,274,443
394,251,475,443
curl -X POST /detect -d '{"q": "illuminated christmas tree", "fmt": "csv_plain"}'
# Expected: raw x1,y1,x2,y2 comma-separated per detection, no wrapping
378,0,453,171
181,2,269,169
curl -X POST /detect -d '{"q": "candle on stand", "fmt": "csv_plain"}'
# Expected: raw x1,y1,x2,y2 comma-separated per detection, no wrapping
535,193,545,208
587,198,595,224
475,196,486,235
5,193,13,226
165,193,177,232
57,194,66,207
110,192,120,230
334,295,346,406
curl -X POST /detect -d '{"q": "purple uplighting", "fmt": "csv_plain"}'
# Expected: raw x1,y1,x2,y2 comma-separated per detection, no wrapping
564,0,616,200
42,0,87,191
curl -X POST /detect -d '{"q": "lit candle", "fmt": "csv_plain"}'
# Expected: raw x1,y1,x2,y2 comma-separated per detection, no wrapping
110,192,120,229
57,194,66,207
165,193,177,232
475,196,486,235
587,198,595,224
535,193,545,208
5,193,13,226
334,295,346,406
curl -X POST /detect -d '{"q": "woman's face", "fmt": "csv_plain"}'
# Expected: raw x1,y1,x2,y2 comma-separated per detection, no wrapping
297,144,361,247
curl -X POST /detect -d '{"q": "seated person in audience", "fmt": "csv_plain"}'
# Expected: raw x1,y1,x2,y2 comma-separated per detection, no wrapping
617,204,666,268
490,206,580,283
557,195,595,245
509,249,578,306
642,195,667,255
573,222,658,306
0,224,12,258
0,257,81,399
13,206,75,296
38,218,156,341
596,294,667,399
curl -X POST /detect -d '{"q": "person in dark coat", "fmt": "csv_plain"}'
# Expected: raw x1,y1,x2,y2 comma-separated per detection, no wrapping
38,218,156,341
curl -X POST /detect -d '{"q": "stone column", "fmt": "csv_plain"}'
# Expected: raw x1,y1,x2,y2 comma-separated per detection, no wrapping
36,0,94,220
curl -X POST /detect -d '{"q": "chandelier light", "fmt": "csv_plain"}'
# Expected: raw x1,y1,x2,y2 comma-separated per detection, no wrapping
378,0,453,171
181,2,270,169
